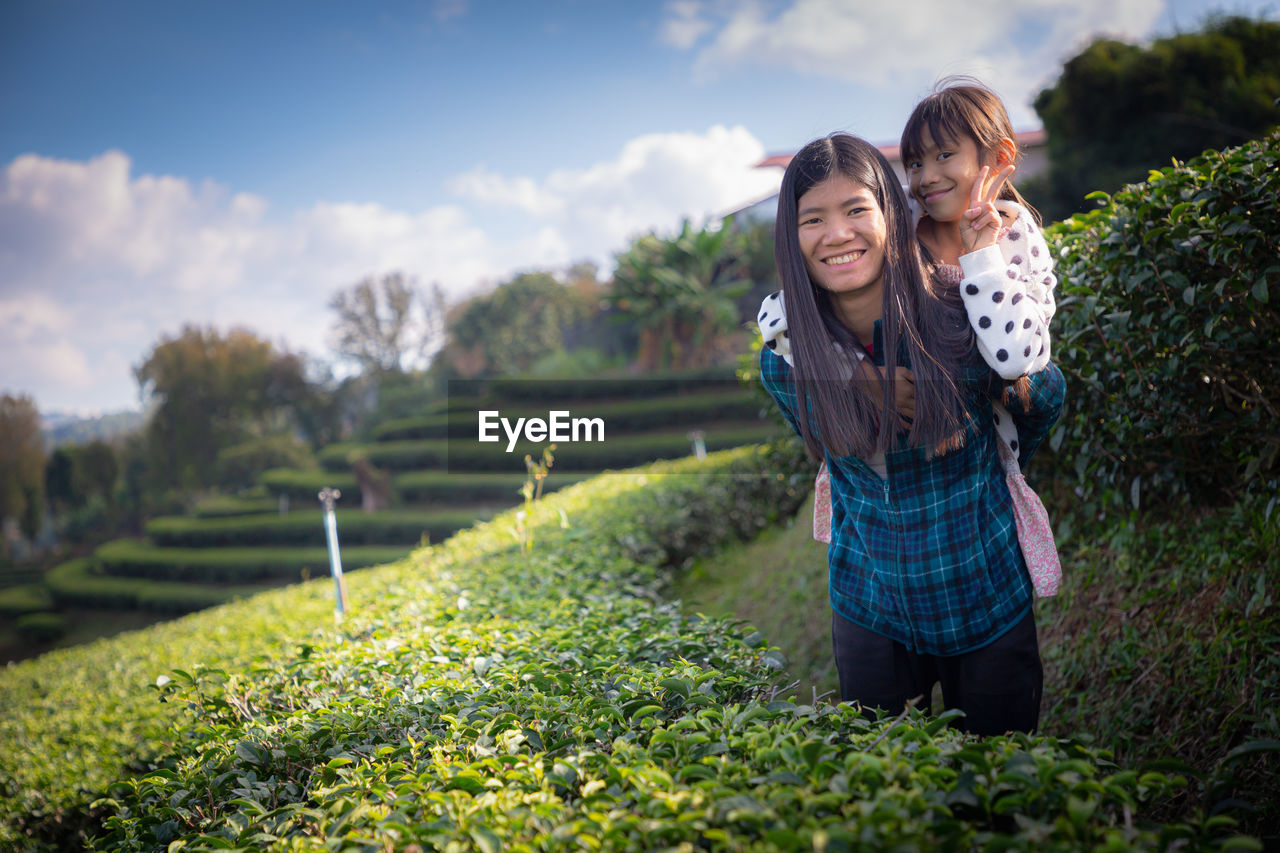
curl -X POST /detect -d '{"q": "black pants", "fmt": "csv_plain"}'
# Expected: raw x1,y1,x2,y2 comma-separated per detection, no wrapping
831,609,1043,736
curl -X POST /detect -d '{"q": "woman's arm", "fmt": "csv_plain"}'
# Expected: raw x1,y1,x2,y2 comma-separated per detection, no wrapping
759,346,804,438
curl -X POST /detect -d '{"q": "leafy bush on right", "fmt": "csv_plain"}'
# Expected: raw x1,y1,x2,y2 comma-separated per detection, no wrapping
1045,131,1279,509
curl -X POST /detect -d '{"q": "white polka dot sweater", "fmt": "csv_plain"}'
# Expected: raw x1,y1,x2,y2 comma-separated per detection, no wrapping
958,201,1056,380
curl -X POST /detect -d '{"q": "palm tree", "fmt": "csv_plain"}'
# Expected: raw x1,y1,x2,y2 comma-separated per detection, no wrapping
609,217,752,370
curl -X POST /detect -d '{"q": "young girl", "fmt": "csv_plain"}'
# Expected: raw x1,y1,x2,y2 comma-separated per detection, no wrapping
758,82,1060,596
758,132,1065,734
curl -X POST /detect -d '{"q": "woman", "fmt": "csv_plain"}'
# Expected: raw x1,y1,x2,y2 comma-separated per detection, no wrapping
759,133,1064,735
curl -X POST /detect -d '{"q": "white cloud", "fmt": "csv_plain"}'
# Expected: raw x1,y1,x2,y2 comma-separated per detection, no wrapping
664,0,1166,121
661,0,715,48
449,124,782,268
1,127,781,413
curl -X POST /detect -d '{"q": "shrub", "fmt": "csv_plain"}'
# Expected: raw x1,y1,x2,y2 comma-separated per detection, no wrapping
393,469,592,504
3,445,1264,851
214,434,316,492
258,467,358,501
373,387,766,442
320,424,776,473
143,508,490,548
191,495,280,518
1046,131,1280,508
14,612,66,644
94,540,412,583
0,583,54,616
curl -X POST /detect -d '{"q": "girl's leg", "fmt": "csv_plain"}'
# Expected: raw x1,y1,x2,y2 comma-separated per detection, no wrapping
938,609,1043,735
831,610,936,717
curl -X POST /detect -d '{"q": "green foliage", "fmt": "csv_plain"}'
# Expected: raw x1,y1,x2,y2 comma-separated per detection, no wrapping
320,424,776,473
142,508,488,549
447,271,597,376
214,434,316,492
90,541,410,584
0,583,54,616
44,440,119,513
1031,14,1280,220
610,217,754,370
191,495,280,518
14,612,66,645
1038,493,1280,835
0,445,1256,850
393,470,591,504
133,326,313,494
374,387,764,444
258,467,358,501
0,583,338,850
0,394,45,542
1045,131,1280,508
44,556,281,609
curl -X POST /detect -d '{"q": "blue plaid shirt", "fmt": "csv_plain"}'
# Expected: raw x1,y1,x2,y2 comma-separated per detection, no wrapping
760,335,1066,657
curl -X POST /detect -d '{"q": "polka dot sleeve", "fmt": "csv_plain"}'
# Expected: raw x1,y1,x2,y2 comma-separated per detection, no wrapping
756,290,794,366
957,202,1056,380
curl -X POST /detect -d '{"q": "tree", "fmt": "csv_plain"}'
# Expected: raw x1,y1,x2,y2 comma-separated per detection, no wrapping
1030,14,1280,220
329,273,446,375
0,394,45,544
445,272,595,377
134,326,311,493
608,217,753,370
44,440,118,513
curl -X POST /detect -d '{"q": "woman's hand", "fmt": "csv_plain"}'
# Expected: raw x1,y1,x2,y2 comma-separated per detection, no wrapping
852,361,915,426
960,163,1016,254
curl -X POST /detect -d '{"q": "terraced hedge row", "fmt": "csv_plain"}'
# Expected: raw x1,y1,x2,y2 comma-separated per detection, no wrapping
1,446,1262,851
320,423,777,473
44,558,276,612
92,542,413,583
143,508,491,548
372,389,765,443
258,468,595,504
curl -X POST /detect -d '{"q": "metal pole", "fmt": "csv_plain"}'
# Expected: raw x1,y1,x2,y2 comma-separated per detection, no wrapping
318,487,349,618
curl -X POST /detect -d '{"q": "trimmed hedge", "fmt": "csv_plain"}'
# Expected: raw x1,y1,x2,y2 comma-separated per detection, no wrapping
143,507,492,548
1047,131,1280,508
44,557,278,612
258,467,358,501
320,423,777,472
392,469,594,503
14,612,66,644
93,541,413,583
0,583,54,616
373,388,767,442
190,495,281,518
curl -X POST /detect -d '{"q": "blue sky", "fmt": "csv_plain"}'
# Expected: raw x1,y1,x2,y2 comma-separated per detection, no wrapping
2,0,1275,415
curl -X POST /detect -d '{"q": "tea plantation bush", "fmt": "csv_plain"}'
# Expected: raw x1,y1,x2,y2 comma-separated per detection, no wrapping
144,508,489,548
1047,131,1280,508
1,446,1262,851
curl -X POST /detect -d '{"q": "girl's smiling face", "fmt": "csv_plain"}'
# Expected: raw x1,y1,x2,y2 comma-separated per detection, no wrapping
797,174,887,306
906,128,986,223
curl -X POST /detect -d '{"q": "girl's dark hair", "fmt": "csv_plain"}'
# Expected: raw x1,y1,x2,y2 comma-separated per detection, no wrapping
775,133,973,461
899,78,1041,224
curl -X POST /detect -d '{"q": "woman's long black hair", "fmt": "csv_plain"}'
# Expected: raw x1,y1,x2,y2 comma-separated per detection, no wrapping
776,133,974,461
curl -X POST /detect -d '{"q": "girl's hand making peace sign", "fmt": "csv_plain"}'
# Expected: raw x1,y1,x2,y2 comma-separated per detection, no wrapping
960,163,1016,254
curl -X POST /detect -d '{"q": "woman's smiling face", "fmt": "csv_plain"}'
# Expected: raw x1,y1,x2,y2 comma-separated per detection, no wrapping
797,174,887,304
